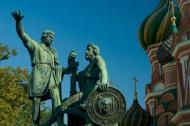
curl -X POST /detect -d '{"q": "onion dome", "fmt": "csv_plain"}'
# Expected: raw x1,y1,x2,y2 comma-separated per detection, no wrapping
157,1,180,65
119,78,152,126
138,0,180,50
119,99,152,126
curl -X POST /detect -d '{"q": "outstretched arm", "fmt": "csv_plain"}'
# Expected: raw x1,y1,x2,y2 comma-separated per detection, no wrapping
11,10,37,51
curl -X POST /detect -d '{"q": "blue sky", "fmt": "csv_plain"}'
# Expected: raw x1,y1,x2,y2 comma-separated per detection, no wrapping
0,0,159,109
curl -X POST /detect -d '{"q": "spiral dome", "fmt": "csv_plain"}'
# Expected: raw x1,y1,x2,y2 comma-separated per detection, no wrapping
138,0,180,50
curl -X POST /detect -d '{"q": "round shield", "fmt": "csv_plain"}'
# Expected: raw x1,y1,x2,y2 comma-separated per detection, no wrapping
86,86,126,126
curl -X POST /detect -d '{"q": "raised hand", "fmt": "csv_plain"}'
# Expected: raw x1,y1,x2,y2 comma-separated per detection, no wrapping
68,51,79,74
11,10,24,22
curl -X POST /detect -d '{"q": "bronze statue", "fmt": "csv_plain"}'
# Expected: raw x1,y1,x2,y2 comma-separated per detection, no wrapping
77,44,109,102
65,44,110,126
11,10,69,126
65,44,123,126
35,44,126,126
38,43,110,126
11,10,126,126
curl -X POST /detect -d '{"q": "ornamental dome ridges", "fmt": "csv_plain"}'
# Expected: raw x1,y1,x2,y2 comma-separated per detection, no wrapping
119,99,152,126
138,0,180,50
119,78,152,126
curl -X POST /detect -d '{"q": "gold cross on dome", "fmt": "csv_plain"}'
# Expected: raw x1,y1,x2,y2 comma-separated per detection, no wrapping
133,77,138,92
133,77,138,99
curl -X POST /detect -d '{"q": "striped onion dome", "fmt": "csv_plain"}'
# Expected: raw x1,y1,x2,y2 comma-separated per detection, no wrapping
138,0,180,50
157,1,180,65
119,99,152,126
119,79,152,126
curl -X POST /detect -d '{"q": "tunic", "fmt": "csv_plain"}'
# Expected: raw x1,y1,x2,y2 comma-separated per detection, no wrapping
21,33,63,99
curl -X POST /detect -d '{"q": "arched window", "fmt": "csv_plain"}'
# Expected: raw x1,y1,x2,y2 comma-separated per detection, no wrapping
157,112,174,126
182,30,190,41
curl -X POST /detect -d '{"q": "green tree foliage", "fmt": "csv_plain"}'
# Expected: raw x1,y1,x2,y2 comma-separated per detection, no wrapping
0,43,32,126
0,66,33,126
0,43,17,61
0,43,54,125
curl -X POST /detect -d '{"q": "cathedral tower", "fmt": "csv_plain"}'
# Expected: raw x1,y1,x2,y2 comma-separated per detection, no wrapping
139,0,181,125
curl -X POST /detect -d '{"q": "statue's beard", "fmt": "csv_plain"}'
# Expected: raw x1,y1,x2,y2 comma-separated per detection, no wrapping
85,53,93,61
46,40,53,46
42,38,52,47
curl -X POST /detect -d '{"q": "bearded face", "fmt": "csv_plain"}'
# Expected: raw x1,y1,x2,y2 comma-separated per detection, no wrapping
85,46,94,61
43,34,54,47
41,33,54,47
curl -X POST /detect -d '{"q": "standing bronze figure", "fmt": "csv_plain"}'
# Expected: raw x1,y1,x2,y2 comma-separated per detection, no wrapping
11,10,69,126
